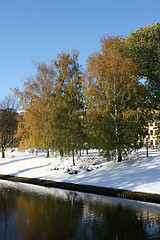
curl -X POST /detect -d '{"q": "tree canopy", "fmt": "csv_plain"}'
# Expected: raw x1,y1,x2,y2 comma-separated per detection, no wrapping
126,23,160,106
13,23,160,162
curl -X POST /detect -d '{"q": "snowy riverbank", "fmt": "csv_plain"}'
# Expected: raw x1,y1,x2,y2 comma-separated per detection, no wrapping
0,148,160,194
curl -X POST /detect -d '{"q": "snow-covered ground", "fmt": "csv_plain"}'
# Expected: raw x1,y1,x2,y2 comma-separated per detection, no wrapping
0,148,160,194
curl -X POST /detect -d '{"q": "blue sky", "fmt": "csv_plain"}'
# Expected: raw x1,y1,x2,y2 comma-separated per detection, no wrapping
1,0,160,101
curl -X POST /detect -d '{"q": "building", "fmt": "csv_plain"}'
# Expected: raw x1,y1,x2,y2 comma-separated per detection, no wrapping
144,115,160,148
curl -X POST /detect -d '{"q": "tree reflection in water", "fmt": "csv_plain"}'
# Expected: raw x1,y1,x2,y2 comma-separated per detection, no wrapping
0,182,160,240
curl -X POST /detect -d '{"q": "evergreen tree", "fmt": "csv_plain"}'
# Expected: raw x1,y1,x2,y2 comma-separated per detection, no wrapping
83,36,150,162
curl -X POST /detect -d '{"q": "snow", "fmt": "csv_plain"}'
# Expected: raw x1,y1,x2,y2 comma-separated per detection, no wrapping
0,148,160,195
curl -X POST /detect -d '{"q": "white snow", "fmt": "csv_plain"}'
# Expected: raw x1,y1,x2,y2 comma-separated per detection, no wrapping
0,148,160,194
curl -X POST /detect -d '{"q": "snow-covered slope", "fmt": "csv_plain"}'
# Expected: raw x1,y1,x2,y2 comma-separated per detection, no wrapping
0,148,160,194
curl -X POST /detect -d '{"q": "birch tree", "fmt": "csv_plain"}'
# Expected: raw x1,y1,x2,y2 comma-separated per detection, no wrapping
83,36,149,162
48,50,85,165
14,62,55,156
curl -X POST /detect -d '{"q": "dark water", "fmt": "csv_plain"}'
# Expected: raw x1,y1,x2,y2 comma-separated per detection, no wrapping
0,180,160,240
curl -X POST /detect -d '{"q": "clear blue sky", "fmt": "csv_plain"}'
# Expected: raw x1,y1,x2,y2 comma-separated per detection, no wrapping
1,0,160,101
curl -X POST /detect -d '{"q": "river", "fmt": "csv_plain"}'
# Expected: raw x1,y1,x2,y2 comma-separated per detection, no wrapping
0,180,160,240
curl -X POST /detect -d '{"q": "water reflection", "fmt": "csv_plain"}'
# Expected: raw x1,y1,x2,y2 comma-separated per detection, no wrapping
0,180,160,240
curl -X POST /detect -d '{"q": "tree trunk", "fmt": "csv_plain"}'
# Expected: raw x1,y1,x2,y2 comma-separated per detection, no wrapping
46,149,49,158
2,150,5,158
72,150,75,166
2,145,5,158
146,143,149,157
60,150,64,157
86,148,88,155
118,149,122,162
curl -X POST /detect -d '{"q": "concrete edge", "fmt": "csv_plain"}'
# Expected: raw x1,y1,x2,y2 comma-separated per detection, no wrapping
0,174,160,204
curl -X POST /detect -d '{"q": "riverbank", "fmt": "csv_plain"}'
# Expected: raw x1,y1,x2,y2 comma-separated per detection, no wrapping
0,148,160,203
0,174,160,204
